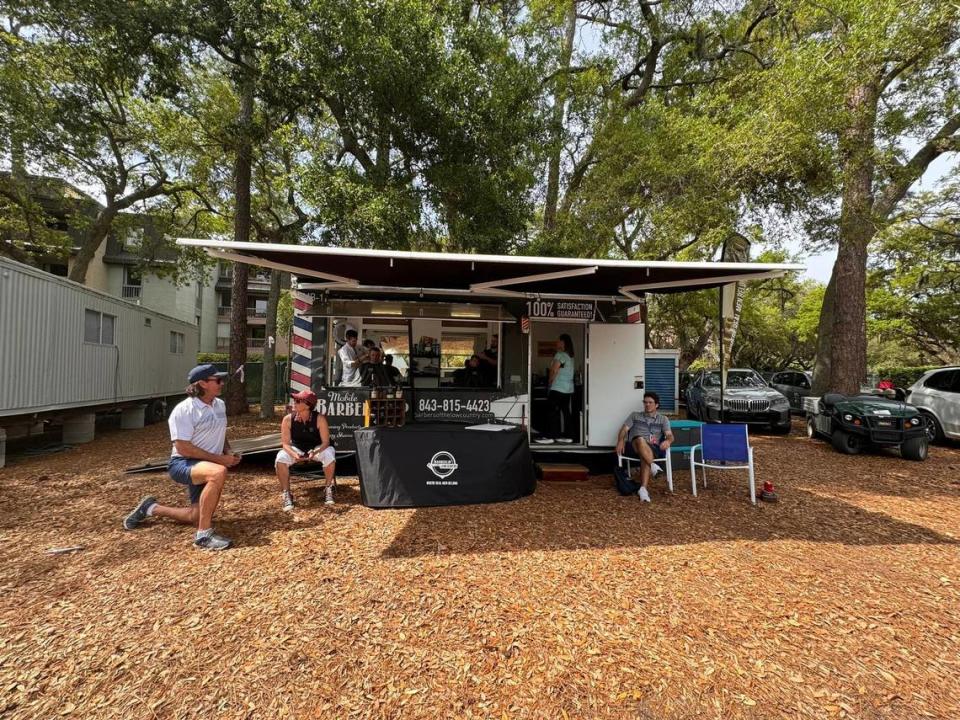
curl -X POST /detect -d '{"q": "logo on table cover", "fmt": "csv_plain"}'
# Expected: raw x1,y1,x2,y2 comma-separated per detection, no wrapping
427,451,459,479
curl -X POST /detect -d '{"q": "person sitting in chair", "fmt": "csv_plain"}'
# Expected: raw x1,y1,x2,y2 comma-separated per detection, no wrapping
361,346,395,387
384,354,403,384
459,355,487,388
274,390,336,511
615,391,673,503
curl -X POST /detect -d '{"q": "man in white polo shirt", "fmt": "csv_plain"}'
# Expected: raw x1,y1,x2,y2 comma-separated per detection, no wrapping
123,364,239,550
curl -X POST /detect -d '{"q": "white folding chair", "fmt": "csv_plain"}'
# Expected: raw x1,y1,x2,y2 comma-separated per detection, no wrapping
618,448,674,492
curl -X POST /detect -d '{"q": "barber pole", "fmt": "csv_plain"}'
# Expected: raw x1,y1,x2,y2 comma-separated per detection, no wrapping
520,315,530,334
290,288,314,393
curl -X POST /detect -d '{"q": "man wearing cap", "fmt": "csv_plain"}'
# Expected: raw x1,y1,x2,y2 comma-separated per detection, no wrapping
274,389,337,511
122,363,239,550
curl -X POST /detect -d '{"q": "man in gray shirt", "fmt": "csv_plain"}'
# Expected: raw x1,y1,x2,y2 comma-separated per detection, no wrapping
615,391,674,503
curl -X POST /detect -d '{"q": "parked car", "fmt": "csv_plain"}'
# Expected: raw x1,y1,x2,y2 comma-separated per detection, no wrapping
806,393,929,460
905,366,960,442
769,370,813,412
685,368,792,433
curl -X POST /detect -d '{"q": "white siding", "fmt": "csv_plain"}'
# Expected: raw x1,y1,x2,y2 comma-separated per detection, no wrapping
0,257,198,418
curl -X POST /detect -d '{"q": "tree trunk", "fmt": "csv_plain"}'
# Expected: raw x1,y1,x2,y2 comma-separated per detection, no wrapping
226,264,250,413
67,206,117,283
543,0,576,232
10,139,26,179
719,233,751,367
813,81,878,396
259,269,282,419
811,270,837,395
680,323,713,371
225,64,255,416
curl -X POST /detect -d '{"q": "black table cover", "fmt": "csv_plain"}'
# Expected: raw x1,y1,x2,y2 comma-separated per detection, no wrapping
354,423,536,508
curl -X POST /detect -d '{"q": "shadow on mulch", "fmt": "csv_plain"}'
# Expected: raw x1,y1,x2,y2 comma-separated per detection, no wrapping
0,480,367,588
381,478,959,559
786,437,960,500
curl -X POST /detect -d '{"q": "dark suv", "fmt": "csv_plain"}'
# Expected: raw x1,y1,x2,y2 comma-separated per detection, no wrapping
769,370,813,412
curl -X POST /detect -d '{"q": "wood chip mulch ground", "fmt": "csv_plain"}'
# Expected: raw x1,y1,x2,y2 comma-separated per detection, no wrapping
1,413,959,719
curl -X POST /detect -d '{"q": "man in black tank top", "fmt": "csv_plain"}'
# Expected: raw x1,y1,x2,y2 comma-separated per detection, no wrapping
274,390,336,511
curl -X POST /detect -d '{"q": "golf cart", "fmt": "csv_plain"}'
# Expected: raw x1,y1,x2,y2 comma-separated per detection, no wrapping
804,393,929,461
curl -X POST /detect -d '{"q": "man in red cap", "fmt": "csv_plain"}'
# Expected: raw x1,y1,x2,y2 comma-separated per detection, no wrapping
123,363,239,550
274,389,337,511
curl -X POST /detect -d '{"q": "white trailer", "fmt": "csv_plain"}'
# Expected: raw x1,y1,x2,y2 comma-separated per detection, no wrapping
175,239,800,463
0,257,198,461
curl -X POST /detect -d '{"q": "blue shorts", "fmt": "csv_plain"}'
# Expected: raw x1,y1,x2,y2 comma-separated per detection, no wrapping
168,457,204,504
627,438,666,459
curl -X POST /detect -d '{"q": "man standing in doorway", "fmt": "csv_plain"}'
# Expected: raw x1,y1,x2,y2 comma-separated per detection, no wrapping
479,334,499,385
615,391,673,503
123,364,239,549
338,329,362,386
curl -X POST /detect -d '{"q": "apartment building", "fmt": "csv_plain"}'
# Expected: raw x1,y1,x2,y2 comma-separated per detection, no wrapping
2,174,288,356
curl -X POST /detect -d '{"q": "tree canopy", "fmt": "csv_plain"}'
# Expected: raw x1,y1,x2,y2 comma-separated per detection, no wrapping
2,0,958,385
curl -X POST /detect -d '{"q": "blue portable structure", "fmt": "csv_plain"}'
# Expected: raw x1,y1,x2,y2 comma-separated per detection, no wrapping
644,349,680,413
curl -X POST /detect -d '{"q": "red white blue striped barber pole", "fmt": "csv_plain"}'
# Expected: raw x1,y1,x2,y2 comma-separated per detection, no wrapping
290,287,314,393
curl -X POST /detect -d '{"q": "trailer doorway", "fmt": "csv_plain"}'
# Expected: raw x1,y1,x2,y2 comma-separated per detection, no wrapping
529,321,586,445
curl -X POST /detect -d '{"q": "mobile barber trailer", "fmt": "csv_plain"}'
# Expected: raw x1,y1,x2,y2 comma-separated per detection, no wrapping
0,257,197,454
176,239,800,459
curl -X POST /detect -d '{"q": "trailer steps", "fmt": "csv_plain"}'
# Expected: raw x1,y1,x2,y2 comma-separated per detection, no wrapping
536,463,590,482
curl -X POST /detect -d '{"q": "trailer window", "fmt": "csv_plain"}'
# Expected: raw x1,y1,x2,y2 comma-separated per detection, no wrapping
170,331,185,354
84,310,116,345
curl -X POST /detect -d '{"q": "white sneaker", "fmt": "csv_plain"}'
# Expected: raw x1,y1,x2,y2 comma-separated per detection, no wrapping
281,491,295,512
533,437,555,444
651,463,662,477
324,486,335,506
638,487,652,503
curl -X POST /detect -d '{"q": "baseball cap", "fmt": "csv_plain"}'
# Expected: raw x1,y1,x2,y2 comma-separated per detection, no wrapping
188,363,228,384
291,389,318,407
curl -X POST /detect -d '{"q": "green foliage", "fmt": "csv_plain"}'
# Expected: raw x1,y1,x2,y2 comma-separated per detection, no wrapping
196,353,288,363
276,291,294,341
866,178,960,366
733,276,824,371
873,366,941,388
4,0,958,384
263,0,545,252
0,2,200,277
650,250,825,372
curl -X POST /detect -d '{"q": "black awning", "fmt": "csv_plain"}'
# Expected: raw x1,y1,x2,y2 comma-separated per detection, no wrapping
304,299,516,321
177,239,803,300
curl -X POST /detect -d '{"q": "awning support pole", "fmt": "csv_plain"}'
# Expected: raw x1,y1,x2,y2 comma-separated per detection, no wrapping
208,248,359,286
719,286,725,424
470,266,598,291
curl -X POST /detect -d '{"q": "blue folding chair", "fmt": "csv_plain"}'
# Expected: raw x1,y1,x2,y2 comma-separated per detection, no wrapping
689,424,756,504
